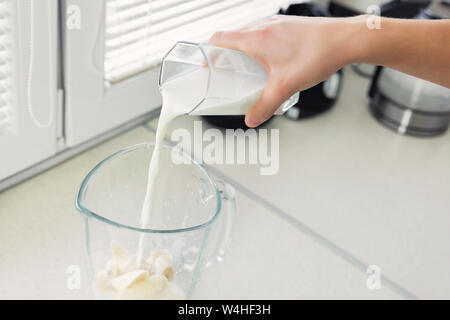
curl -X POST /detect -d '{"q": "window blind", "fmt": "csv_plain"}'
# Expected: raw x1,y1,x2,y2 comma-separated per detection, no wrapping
0,0,14,134
104,0,279,84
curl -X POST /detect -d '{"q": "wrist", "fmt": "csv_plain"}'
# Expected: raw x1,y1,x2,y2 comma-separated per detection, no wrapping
344,15,378,65
347,15,404,67
321,15,373,68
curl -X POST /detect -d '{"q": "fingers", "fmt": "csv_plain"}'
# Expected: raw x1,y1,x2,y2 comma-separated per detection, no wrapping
208,31,248,52
208,28,289,128
245,79,286,128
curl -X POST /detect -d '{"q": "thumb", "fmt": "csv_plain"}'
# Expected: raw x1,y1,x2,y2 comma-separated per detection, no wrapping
245,79,286,128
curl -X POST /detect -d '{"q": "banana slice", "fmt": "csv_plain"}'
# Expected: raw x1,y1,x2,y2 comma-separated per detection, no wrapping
117,255,136,274
105,259,120,277
111,269,148,292
100,243,183,299
111,241,130,262
146,249,173,265
117,274,168,300
97,270,114,292
118,255,151,274
147,250,174,281
151,255,174,281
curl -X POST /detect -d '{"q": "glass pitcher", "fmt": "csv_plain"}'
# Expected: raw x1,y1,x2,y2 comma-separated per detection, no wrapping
75,143,236,299
159,41,300,116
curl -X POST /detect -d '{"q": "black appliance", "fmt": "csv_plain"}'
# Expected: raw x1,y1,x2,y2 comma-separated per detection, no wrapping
279,2,343,120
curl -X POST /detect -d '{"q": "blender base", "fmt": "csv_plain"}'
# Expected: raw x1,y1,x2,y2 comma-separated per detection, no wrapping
369,93,450,137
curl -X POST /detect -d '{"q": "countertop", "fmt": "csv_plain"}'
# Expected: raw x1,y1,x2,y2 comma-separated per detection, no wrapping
1,67,449,299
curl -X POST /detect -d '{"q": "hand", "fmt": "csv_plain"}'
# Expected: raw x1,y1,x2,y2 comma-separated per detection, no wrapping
209,15,450,128
209,15,361,127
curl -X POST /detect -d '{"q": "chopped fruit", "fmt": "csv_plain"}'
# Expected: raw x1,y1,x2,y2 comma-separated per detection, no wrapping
105,259,120,277
117,274,168,300
117,255,136,274
146,249,173,265
111,269,149,292
112,254,150,275
151,254,174,281
111,241,130,261
98,242,185,300
97,270,114,292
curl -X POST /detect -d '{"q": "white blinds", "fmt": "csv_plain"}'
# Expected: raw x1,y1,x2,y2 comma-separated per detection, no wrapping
104,0,279,84
0,0,14,134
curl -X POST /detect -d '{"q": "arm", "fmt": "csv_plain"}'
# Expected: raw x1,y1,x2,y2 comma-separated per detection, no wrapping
209,15,450,127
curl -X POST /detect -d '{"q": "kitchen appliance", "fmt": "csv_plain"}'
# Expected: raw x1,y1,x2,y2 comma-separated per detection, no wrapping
1,0,283,191
368,1,450,137
159,41,299,116
76,143,236,299
329,0,430,17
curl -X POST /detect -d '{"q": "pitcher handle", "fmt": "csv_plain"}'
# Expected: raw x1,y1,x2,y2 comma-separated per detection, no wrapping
206,180,236,268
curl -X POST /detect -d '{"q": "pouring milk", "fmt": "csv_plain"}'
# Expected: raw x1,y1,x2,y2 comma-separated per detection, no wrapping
136,66,265,264
137,42,299,264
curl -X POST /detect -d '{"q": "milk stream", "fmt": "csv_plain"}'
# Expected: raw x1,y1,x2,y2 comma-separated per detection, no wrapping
136,68,264,264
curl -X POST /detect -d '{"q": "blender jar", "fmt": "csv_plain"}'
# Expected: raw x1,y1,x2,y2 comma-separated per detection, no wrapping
76,143,235,299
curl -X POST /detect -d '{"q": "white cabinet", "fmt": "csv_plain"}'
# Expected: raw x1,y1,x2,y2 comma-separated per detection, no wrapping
0,0,59,181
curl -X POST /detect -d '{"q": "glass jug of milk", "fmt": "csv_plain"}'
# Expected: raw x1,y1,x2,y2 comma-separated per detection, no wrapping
159,41,299,116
